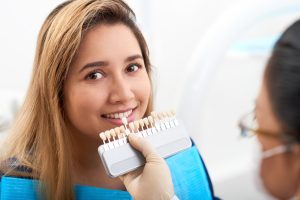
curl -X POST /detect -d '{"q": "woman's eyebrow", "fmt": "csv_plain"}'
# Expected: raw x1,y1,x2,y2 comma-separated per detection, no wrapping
125,54,143,62
79,54,143,73
79,61,108,72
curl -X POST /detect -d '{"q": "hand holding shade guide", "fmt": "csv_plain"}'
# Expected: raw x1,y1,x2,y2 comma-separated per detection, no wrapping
98,111,192,178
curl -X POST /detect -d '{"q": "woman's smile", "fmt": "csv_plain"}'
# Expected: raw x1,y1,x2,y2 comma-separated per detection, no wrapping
101,107,137,126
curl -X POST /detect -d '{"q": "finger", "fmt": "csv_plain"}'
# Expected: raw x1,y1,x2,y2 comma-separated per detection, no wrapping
119,167,142,184
119,174,125,182
128,134,159,159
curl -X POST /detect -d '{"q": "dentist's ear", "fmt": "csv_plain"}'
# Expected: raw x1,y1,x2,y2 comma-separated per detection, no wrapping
119,134,175,200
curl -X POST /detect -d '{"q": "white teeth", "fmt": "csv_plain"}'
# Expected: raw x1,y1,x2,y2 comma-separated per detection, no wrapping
104,110,132,119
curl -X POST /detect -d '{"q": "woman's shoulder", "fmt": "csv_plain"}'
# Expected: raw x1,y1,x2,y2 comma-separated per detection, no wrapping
0,157,33,179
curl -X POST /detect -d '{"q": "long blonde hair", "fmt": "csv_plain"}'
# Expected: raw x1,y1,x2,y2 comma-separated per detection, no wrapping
0,0,153,199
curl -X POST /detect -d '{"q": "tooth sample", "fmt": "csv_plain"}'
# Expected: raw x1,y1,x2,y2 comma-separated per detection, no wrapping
121,117,128,126
114,127,124,145
104,131,111,142
119,125,128,142
129,122,135,133
147,116,157,134
120,125,125,134
134,121,140,132
114,127,122,139
151,112,161,131
143,118,152,135
138,119,147,136
99,132,109,151
139,119,144,129
110,129,116,140
148,116,154,127
99,132,106,143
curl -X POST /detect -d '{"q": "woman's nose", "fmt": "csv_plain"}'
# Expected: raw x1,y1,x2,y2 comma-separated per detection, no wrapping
108,76,135,104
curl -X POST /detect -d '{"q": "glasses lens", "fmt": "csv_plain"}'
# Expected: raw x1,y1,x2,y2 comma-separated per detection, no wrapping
239,110,258,137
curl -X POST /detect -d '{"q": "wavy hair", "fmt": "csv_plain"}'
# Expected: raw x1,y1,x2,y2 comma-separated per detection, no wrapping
0,0,153,199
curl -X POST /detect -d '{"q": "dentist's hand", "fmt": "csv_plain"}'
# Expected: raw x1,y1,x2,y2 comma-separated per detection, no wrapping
119,134,175,200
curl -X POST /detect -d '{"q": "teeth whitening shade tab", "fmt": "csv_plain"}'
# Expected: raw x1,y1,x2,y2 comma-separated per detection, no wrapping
98,111,192,178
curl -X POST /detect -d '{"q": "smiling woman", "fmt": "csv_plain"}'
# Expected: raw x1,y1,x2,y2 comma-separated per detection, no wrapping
0,1,218,200
0,0,153,199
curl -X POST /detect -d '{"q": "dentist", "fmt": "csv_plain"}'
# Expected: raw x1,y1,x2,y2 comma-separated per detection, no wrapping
122,19,300,200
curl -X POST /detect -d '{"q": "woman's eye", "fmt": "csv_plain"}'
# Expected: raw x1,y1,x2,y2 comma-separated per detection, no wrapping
126,64,140,73
87,72,103,80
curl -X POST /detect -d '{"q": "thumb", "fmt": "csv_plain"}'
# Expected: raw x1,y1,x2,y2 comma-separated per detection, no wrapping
128,134,159,160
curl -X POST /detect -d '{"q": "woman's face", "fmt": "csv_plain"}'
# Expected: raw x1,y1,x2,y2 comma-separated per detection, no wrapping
64,23,151,141
256,80,299,199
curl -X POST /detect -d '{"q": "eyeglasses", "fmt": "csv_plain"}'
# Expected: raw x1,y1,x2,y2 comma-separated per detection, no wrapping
238,110,295,143
238,110,295,159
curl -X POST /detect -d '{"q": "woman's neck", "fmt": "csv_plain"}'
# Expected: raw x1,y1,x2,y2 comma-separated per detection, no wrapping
70,131,125,190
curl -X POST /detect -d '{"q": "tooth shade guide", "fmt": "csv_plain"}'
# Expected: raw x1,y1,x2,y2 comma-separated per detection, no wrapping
98,110,193,178
99,110,179,150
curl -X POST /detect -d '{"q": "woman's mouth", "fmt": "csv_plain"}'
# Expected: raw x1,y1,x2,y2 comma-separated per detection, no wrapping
101,108,136,125
102,109,133,119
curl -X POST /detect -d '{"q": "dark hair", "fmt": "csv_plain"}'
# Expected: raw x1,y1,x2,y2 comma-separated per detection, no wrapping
265,19,300,143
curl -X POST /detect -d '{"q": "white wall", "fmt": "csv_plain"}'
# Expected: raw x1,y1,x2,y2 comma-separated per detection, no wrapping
1,0,300,199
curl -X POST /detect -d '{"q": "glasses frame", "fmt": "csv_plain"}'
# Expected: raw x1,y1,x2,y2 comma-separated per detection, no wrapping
238,110,295,143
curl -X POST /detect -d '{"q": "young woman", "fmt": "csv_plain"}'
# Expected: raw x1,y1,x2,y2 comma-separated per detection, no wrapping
1,0,153,199
0,1,216,200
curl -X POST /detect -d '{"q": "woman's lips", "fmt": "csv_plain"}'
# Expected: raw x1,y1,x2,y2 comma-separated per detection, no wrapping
102,109,133,119
102,110,135,126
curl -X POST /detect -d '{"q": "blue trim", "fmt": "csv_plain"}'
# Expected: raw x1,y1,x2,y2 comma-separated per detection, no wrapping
0,144,217,200
190,139,221,200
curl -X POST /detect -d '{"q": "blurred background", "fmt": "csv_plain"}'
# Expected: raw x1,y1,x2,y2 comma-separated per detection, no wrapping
1,0,300,199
